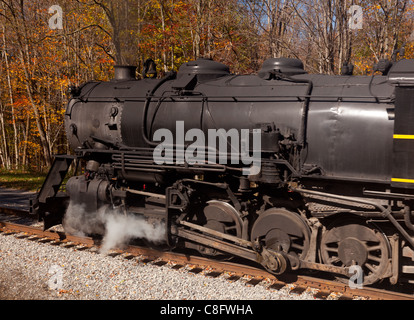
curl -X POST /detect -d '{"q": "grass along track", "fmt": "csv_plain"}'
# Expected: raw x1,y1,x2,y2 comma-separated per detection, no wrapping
0,170,47,192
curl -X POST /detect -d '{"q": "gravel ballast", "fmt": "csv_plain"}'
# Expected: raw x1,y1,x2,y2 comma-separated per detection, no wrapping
0,232,321,301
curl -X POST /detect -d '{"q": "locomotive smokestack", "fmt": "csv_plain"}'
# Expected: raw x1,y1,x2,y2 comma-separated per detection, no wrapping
114,65,137,81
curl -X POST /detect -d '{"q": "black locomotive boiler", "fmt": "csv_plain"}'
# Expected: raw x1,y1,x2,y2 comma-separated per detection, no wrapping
32,57,414,286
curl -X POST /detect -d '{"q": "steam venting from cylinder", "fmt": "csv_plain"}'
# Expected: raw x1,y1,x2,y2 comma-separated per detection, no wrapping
114,65,137,81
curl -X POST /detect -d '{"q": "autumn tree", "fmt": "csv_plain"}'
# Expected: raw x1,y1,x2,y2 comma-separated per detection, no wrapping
352,0,412,74
0,0,115,170
1,0,414,172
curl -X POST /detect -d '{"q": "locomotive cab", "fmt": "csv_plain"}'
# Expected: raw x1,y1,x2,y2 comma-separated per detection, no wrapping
388,60,414,190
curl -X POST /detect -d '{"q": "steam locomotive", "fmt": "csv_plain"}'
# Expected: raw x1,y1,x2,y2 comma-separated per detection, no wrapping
32,57,414,286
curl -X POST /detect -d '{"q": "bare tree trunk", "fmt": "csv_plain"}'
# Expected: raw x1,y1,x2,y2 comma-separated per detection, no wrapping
22,114,30,169
0,100,11,169
193,0,202,59
2,25,18,168
159,1,168,72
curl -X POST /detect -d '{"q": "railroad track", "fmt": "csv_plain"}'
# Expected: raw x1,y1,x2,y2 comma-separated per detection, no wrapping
0,207,413,300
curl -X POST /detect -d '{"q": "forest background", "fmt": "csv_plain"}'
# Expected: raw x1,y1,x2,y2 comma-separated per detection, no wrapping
0,0,414,173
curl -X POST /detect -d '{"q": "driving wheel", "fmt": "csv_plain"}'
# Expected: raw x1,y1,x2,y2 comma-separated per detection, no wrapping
320,218,390,285
251,208,312,262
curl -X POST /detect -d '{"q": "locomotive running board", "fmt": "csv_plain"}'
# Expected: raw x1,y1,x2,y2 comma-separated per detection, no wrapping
175,221,350,277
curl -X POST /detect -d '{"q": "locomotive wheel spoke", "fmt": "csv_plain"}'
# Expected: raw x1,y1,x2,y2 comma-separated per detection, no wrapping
324,246,339,253
365,263,377,273
367,254,382,263
291,242,304,252
225,225,237,232
328,256,341,264
368,245,382,252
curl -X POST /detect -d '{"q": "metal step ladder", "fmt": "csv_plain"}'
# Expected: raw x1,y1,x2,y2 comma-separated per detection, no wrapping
30,155,75,230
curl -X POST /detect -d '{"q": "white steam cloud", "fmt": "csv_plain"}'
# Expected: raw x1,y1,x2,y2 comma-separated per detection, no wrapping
63,202,166,254
100,213,165,254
